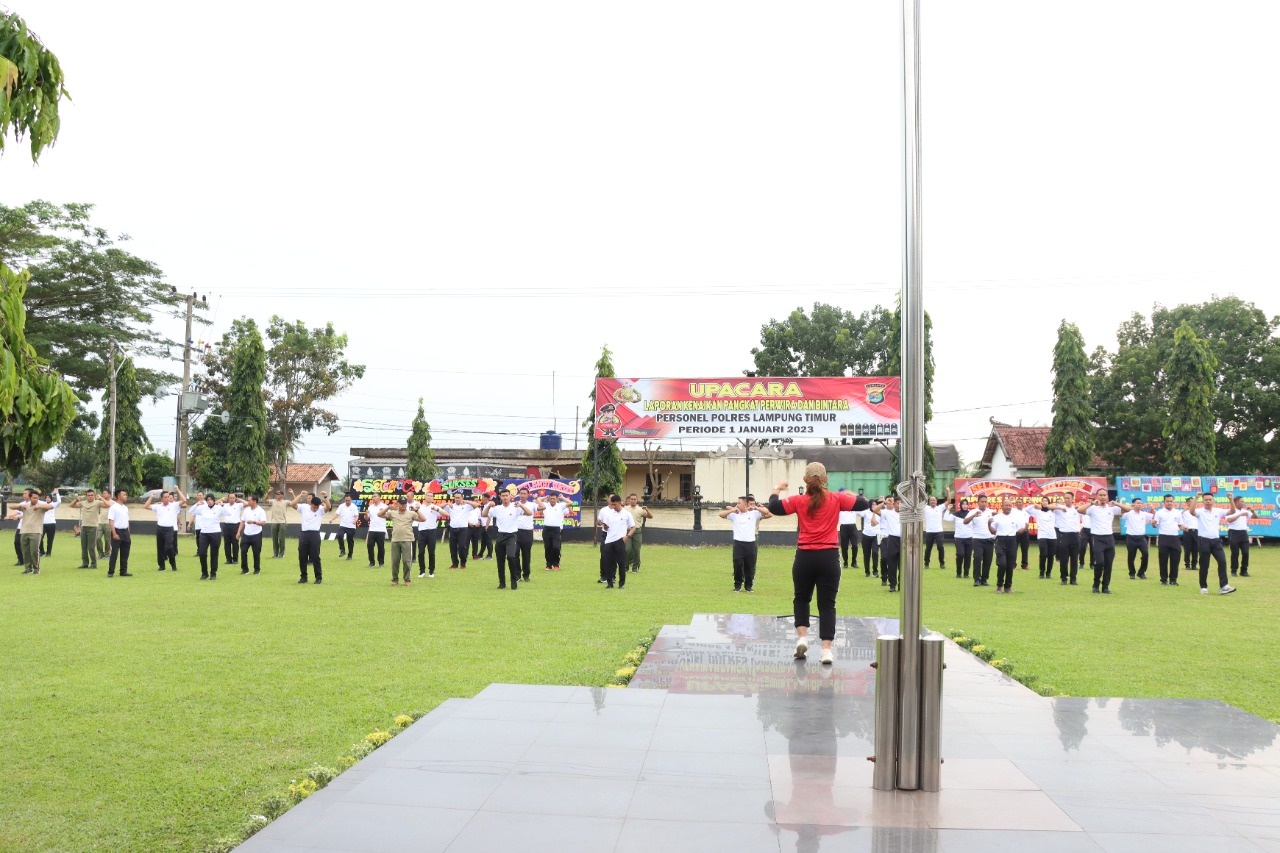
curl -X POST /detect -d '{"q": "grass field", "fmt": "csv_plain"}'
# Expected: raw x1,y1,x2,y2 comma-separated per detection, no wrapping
1,537,1275,851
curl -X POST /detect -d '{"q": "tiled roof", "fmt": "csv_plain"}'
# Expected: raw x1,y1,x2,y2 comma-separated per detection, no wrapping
269,463,340,483
994,426,1053,469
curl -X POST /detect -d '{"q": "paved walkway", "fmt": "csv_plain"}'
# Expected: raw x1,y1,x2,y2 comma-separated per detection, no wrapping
238,614,1280,852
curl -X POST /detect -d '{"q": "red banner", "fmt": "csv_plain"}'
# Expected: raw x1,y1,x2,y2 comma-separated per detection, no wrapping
594,377,901,441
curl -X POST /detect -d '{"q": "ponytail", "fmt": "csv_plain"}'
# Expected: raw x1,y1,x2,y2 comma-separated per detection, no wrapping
805,476,826,515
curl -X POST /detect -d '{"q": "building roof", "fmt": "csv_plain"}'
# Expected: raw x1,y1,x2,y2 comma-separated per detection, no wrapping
348,448,695,469
791,443,960,473
979,421,1105,472
269,463,341,484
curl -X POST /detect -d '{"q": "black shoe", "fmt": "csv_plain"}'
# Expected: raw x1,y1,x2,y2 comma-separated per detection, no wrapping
1129,574,1136,579
1240,571,1250,577
367,563,375,568
106,572,114,577
630,568,638,574
1138,574,1146,579
209,575,217,580
200,574,208,579
1160,579,1167,585
313,579,322,584
734,587,742,592
497,584,506,589
253,570,260,575
78,564,89,569
241,569,249,575
298,578,308,584
522,575,530,582
1092,587,1100,594
1102,588,1112,594
1070,580,1079,585
872,571,878,577
606,582,615,588
866,572,872,578
597,578,606,584
1171,581,1180,586
119,571,132,577
1060,578,1067,585
511,584,518,590
346,556,352,561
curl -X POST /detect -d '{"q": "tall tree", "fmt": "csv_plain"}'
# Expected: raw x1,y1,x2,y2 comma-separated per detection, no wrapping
1,11,69,162
223,319,270,495
188,414,232,493
0,201,198,395
751,302,894,377
139,451,174,491
22,410,97,487
93,356,149,494
580,345,626,501
1043,321,1096,477
406,398,439,481
1164,322,1218,473
0,263,78,476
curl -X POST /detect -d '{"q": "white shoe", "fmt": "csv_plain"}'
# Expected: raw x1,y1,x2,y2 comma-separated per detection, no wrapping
419,572,425,578
1200,588,1209,595
1220,585,1236,595
820,648,834,665
794,637,808,660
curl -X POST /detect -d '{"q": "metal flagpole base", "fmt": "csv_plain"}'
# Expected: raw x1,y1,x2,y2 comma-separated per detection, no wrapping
871,635,901,791
919,633,945,791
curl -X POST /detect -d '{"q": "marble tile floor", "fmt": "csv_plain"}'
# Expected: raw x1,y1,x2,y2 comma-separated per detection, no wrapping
238,614,1280,852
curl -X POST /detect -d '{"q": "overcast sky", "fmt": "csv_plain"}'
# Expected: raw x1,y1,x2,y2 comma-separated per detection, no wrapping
4,0,1278,474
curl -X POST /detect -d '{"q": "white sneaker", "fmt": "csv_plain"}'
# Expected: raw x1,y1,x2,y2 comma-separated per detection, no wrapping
820,648,834,665
418,572,425,578
1220,585,1236,595
1200,588,1209,595
794,637,808,660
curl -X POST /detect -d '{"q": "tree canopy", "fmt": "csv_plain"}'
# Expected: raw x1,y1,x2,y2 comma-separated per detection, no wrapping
580,346,626,501
1163,322,1218,473
222,318,270,495
93,355,149,495
1,11,68,162
406,398,439,482
1044,321,1096,477
750,302,894,377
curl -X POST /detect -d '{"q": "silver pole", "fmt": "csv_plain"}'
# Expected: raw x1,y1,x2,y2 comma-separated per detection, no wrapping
109,342,118,497
871,635,901,791
919,633,945,791
896,0,926,791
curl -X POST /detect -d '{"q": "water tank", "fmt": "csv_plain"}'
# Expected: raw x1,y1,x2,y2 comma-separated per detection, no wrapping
539,430,562,450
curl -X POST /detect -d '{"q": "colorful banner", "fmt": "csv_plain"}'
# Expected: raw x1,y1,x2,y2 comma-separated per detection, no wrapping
953,478,1109,535
350,476,502,527
1113,475,1279,538
594,377,901,440
499,478,584,528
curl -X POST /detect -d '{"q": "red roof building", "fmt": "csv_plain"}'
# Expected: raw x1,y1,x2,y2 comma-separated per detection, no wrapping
978,420,1105,478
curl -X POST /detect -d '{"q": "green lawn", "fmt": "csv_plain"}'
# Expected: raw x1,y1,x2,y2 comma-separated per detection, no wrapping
1,538,1275,851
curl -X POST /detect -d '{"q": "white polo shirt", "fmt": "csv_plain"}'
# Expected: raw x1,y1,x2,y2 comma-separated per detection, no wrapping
597,506,635,544
948,508,972,539
1085,505,1121,536
1195,506,1228,539
335,502,359,529
1227,507,1253,531
922,504,945,533
516,500,537,531
299,504,324,532
366,503,389,533
728,509,763,543
1027,507,1056,540
108,502,131,530
858,508,880,536
447,502,472,529
223,501,243,524
991,512,1022,537
839,508,861,527
542,502,569,528
966,508,994,539
44,491,61,524
879,508,901,538
1054,506,1083,534
1181,509,1197,531
488,503,524,534
1122,509,1153,536
1153,507,1184,536
152,502,181,529
191,502,226,534
241,505,267,535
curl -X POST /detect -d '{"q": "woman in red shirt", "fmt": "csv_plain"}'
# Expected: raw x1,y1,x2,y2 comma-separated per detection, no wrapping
769,462,871,664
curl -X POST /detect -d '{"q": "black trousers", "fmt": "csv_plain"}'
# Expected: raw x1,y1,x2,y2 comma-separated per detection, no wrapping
221,522,240,563
953,538,972,577
1157,534,1181,583
366,530,386,565
995,536,1017,589
1182,529,1198,569
881,536,901,589
1229,529,1250,573
241,532,263,572
155,527,177,570
416,527,438,574
600,538,626,586
298,530,322,581
517,529,534,580
42,524,56,555
109,529,131,574
1057,531,1080,581
543,526,563,568
1198,536,1228,589
197,531,222,577
860,533,879,575
1126,534,1149,576
494,530,519,587
1081,530,1093,570
12,528,21,563
1015,529,1029,568
923,531,946,567
1038,537,1056,576
1091,533,1116,590
971,538,994,584
732,540,759,590
792,548,841,641
839,524,859,568
473,526,493,558
336,526,356,557
449,528,470,567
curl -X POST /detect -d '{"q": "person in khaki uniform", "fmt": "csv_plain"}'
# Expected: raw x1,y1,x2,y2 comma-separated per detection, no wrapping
71,490,105,569
8,492,55,574
623,493,652,574
379,496,425,586
267,490,289,557
97,493,112,559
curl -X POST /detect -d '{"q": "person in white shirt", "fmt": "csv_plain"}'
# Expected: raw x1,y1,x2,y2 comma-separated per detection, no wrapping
1117,497,1154,580
596,493,636,589
873,497,903,592
189,493,228,579
857,501,881,579
145,488,187,572
364,496,388,568
107,489,133,577
39,488,61,557
718,495,773,592
1050,498,1085,585
988,498,1025,593
220,493,244,565
945,498,972,580
964,495,996,588
1012,497,1031,571
482,491,532,589
440,492,480,569
923,490,948,571
1150,494,1185,586
838,489,861,571
1083,492,1122,594
237,494,268,575
1179,496,1199,574
1226,495,1254,577
1026,497,1058,581
535,492,572,571
514,487,539,582
291,491,332,583
1189,491,1235,594
472,493,495,562
329,494,359,561
414,498,444,578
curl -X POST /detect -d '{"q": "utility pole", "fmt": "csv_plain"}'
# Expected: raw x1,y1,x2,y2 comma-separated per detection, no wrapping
174,293,198,529
108,341,119,496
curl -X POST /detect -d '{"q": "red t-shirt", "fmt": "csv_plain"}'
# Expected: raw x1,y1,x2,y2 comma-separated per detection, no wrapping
778,491,862,550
